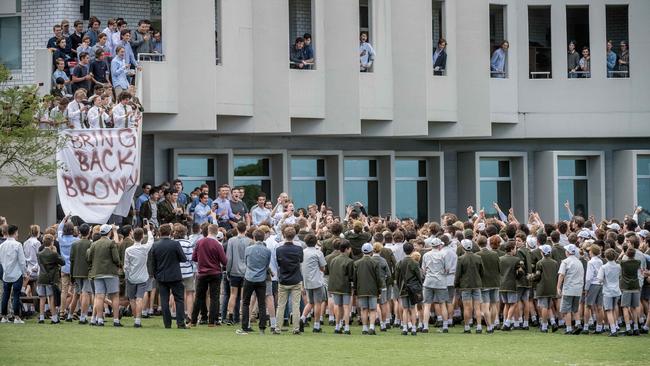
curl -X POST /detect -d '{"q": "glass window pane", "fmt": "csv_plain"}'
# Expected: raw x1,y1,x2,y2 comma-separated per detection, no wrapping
480,159,509,178
637,178,650,226
396,181,417,219
528,6,552,79
291,180,315,211
315,180,327,206
637,156,650,176
234,179,271,209
0,17,21,70
234,157,270,177
559,178,588,220
481,181,511,216
180,180,215,196
344,159,377,178
178,157,214,177
558,159,587,177
396,159,427,178
345,180,368,208
558,179,574,221
291,159,318,177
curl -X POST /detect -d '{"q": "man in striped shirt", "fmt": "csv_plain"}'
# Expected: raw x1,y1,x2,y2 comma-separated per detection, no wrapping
173,224,196,325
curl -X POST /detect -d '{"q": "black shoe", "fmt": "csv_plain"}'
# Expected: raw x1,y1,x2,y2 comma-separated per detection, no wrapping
334,329,342,334
368,329,376,335
540,329,548,333
113,322,123,327
299,319,305,333
440,328,449,333
65,318,73,323
501,324,512,331
385,324,391,330
417,326,423,333
241,327,254,332
178,324,188,329
572,326,582,335
343,330,351,335
78,319,88,325
401,330,408,336
282,319,289,327
487,329,494,334
312,328,322,333
50,320,60,324
328,320,336,326
362,330,369,335
608,332,618,337
463,329,471,334
476,328,483,334
633,329,640,336
434,320,443,328
594,330,603,334
380,327,387,332
521,326,529,331
531,319,540,327
142,314,151,319
564,330,573,335
411,330,417,336
38,320,44,324
223,319,234,326
134,323,142,328
97,322,105,327
551,324,559,333
639,328,649,334
421,328,429,333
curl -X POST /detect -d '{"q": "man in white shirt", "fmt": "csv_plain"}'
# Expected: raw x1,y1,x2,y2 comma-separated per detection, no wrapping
87,95,110,128
0,225,27,324
23,225,41,292
111,92,134,128
124,226,154,327
102,19,118,56
421,237,450,333
584,245,605,333
66,90,88,129
251,193,271,226
557,244,585,334
597,248,622,336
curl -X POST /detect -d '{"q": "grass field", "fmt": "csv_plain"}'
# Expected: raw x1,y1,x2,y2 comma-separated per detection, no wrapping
2,317,649,366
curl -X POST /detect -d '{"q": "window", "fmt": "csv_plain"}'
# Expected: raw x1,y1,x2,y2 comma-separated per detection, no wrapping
359,0,374,72
566,6,590,78
606,5,629,78
528,6,552,79
359,0,370,35
150,0,162,35
290,158,326,211
489,4,508,78
558,158,588,220
288,0,314,70
344,159,378,216
432,1,447,76
0,3,21,71
637,156,650,225
215,0,221,65
177,156,217,195
395,159,428,224
479,159,511,217
234,157,271,209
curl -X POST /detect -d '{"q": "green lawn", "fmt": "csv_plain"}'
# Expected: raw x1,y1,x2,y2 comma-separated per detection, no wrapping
1,317,649,366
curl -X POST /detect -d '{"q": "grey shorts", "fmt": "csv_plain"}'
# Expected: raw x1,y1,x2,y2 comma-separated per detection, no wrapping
423,287,448,303
400,296,418,308
516,287,530,302
265,281,273,297
585,285,603,306
332,293,351,306
447,286,456,301
378,288,388,305
461,289,482,302
37,284,54,297
500,291,517,304
389,285,400,300
560,295,580,313
126,280,147,300
74,279,93,294
307,287,325,304
481,289,499,304
358,295,378,309
621,291,640,308
145,277,154,292
94,277,120,295
183,276,195,292
603,296,619,311
536,297,552,309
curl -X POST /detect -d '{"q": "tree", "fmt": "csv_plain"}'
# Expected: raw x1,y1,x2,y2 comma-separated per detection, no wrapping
0,64,64,185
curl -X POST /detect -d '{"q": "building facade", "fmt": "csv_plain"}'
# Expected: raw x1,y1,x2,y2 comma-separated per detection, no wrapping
1,0,650,233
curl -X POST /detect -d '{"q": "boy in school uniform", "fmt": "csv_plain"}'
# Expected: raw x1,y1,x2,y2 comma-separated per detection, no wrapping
620,247,642,336
597,248,622,337
529,245,559,333
354,243,383,335
583,245,605,334
477,235,500,333
396,242,422,336
328,241,354,334
455,239,484,333
557,244,585,335
499,242,523,331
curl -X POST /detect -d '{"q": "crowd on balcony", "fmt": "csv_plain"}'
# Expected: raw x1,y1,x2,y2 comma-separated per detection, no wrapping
43,16,162,129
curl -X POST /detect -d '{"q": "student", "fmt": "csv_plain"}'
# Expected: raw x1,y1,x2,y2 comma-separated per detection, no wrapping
224,221,251,325
359,31,375,72
421,237,447,332
597,248,622,336
455,239,484,333
37,234,65,324
191,224,227,326
557,244,585,334
66,89,87,129
499,241,522,330
354,243,382,335
433,38,447,76
620,247,641,336
516,234,533,329
584,245,605,334
442,235,458,328
300,234,326,333
87,94,109,128
69,20,85,55
567,41,580,78
239,229,271,334
0,225,26,324
606,40,617,77
111,46,130,98
76,36,92,62
476,235,500,333
328,241,354,334
71,50,91,93
52,58,71,90
396,242,421,336
371,242,390,331
490,40,509,78
89,49,110,88
529,245,559,333
174,224,196,325
302,33,314,66
124,226,154,327
69,224,93,324
579,47,591,78
111,91,135,129
85,17,101,46
274,226,304,335
151,224,188,329
87,224,122,326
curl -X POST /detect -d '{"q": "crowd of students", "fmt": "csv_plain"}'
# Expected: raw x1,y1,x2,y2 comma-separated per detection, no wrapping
1,183,649,338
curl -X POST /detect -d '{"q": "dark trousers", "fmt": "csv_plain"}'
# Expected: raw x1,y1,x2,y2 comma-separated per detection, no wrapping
158,280,185,328
241,280,267,330
1,276,22,316
221,276,241,322
192,274,221,324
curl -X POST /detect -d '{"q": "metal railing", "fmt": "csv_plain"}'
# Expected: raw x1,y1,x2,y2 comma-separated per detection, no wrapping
490,71,507,78
138,53,165,62
530,71,551,79
607,70,629,78
289,61,315,70
568,71,591,78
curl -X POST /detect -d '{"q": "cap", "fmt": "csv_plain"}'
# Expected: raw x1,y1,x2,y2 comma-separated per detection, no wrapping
99,224,112,235
606,223,621,231
362,243,373,254
428,237,444,247
215,231,224,241
565,244,579,256
461,239,473,251
638,229,649,239
476,222,486,231
577,230,591,239
540,244,552,256
526,236,538,249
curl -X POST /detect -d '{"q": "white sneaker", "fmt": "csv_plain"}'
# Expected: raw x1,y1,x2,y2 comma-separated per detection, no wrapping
0,317,9,323
13,318,24,324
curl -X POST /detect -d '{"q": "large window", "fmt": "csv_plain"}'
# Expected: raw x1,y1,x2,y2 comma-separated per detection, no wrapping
215,0,221,65
177,156,217,195
606,5,629,78
290,158,326,210
344,159,378,216
0,2,21,71
566,6,590,78
480,159,511,217
528,6,552,79
558,158,588,220
234,157,271,208
637,156,650,225
432,0,446,76
359,0,374,73
489,4,508,78
395,159,428,224
288,0,314,70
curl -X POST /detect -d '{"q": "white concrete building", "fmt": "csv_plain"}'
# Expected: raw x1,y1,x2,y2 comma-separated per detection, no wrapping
1,0,650,235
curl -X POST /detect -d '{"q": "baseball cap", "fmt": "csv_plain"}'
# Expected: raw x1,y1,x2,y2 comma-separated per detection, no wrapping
606,223,621,231
565,244,579,256
362,243,373,254
215,231,224,241
577,230,591,239
526,236,538,249
540,244,552,256
461,239,473,251
476,222,486,231
99,224,112,235
427,236,443,247
638,229,649,239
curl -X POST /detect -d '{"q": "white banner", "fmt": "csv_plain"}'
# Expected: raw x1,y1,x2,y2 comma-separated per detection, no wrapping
56,128,141,224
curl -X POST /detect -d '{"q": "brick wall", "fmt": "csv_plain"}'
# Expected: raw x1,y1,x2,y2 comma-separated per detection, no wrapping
606,5,628,49
289,0,312,44
89,0,152,33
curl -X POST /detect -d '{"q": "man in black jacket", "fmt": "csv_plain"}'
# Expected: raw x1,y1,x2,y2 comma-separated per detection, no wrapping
150,224,187,329
433,38,447,76
273,226,303,335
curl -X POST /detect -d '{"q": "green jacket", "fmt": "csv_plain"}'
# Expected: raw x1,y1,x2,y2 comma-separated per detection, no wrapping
620,259,641,291
456,242,480,256
87,237,121,278
516,247,532,288
477,248,500,289
158,200,181,225
530,248,543,270
532,257,559,298
396,257,421,297
324,250,341,276
345,231,371,260
328,253,355,294
499,254,522,292
379,247,396,285
551,243,567,264
70,238,92,279
320,237,337,258
117,237,134,277
37,247,65,285
454,252,484,290
354,255,383,296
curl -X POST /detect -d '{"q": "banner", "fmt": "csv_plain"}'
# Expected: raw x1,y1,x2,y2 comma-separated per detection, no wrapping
56,128,140,224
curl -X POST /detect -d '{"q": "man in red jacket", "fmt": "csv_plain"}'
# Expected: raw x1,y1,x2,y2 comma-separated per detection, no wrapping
191,224,228,326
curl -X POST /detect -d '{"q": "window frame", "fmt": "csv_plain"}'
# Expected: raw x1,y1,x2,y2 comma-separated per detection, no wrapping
527,5,552,79
343,157,379,214
479,158,513,216
215,0,222,65
395,158,429,223
489,3,508,78
0,6,22,71
176,155,218,195
557,157,589,220
290,157,326,209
